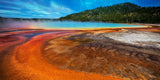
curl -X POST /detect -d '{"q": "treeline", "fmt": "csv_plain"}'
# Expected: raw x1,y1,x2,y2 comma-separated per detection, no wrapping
59,2,160,23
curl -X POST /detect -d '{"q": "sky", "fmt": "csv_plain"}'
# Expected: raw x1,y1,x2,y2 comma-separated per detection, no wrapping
0,0,160,18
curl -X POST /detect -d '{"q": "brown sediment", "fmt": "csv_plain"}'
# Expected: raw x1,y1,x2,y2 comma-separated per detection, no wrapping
43,28,160,80
0,26,159,80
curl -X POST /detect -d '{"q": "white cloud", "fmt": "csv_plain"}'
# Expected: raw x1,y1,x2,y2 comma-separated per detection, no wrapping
50,2,74,13
0,0,75,18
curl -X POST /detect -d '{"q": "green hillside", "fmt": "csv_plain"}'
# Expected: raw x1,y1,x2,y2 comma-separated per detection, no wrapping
60,2,160,23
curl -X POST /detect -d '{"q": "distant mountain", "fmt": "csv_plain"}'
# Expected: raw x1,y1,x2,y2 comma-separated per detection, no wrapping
60,2,160,23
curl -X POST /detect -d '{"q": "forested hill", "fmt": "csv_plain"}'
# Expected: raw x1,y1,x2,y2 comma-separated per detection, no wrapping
59,2,160,23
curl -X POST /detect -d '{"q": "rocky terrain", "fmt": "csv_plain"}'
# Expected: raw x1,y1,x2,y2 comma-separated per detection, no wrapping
44,30,160,80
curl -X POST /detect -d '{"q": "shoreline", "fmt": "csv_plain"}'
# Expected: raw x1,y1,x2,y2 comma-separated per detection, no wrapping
122,23,160,28
0,23,159,33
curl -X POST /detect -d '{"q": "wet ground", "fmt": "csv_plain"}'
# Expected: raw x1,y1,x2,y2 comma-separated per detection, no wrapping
0,27,160,80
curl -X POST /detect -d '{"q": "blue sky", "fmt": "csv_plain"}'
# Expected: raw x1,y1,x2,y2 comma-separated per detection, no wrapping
0,0,160,18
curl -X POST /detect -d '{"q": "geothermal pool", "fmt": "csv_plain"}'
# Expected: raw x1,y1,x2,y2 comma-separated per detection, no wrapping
0,21,145,29
38,21,146,29
0,22,159,80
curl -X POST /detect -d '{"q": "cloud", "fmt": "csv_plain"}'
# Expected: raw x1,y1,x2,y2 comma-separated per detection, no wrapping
50,1,74,13
0,0,74,18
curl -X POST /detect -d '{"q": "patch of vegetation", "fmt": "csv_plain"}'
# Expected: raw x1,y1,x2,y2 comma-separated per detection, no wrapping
60,2,160,23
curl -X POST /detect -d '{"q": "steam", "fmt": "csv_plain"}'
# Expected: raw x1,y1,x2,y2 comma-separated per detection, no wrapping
0,19,145,29
0,19,49,29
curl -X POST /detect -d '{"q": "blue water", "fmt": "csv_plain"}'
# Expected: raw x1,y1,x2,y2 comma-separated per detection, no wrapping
35,21,145,29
